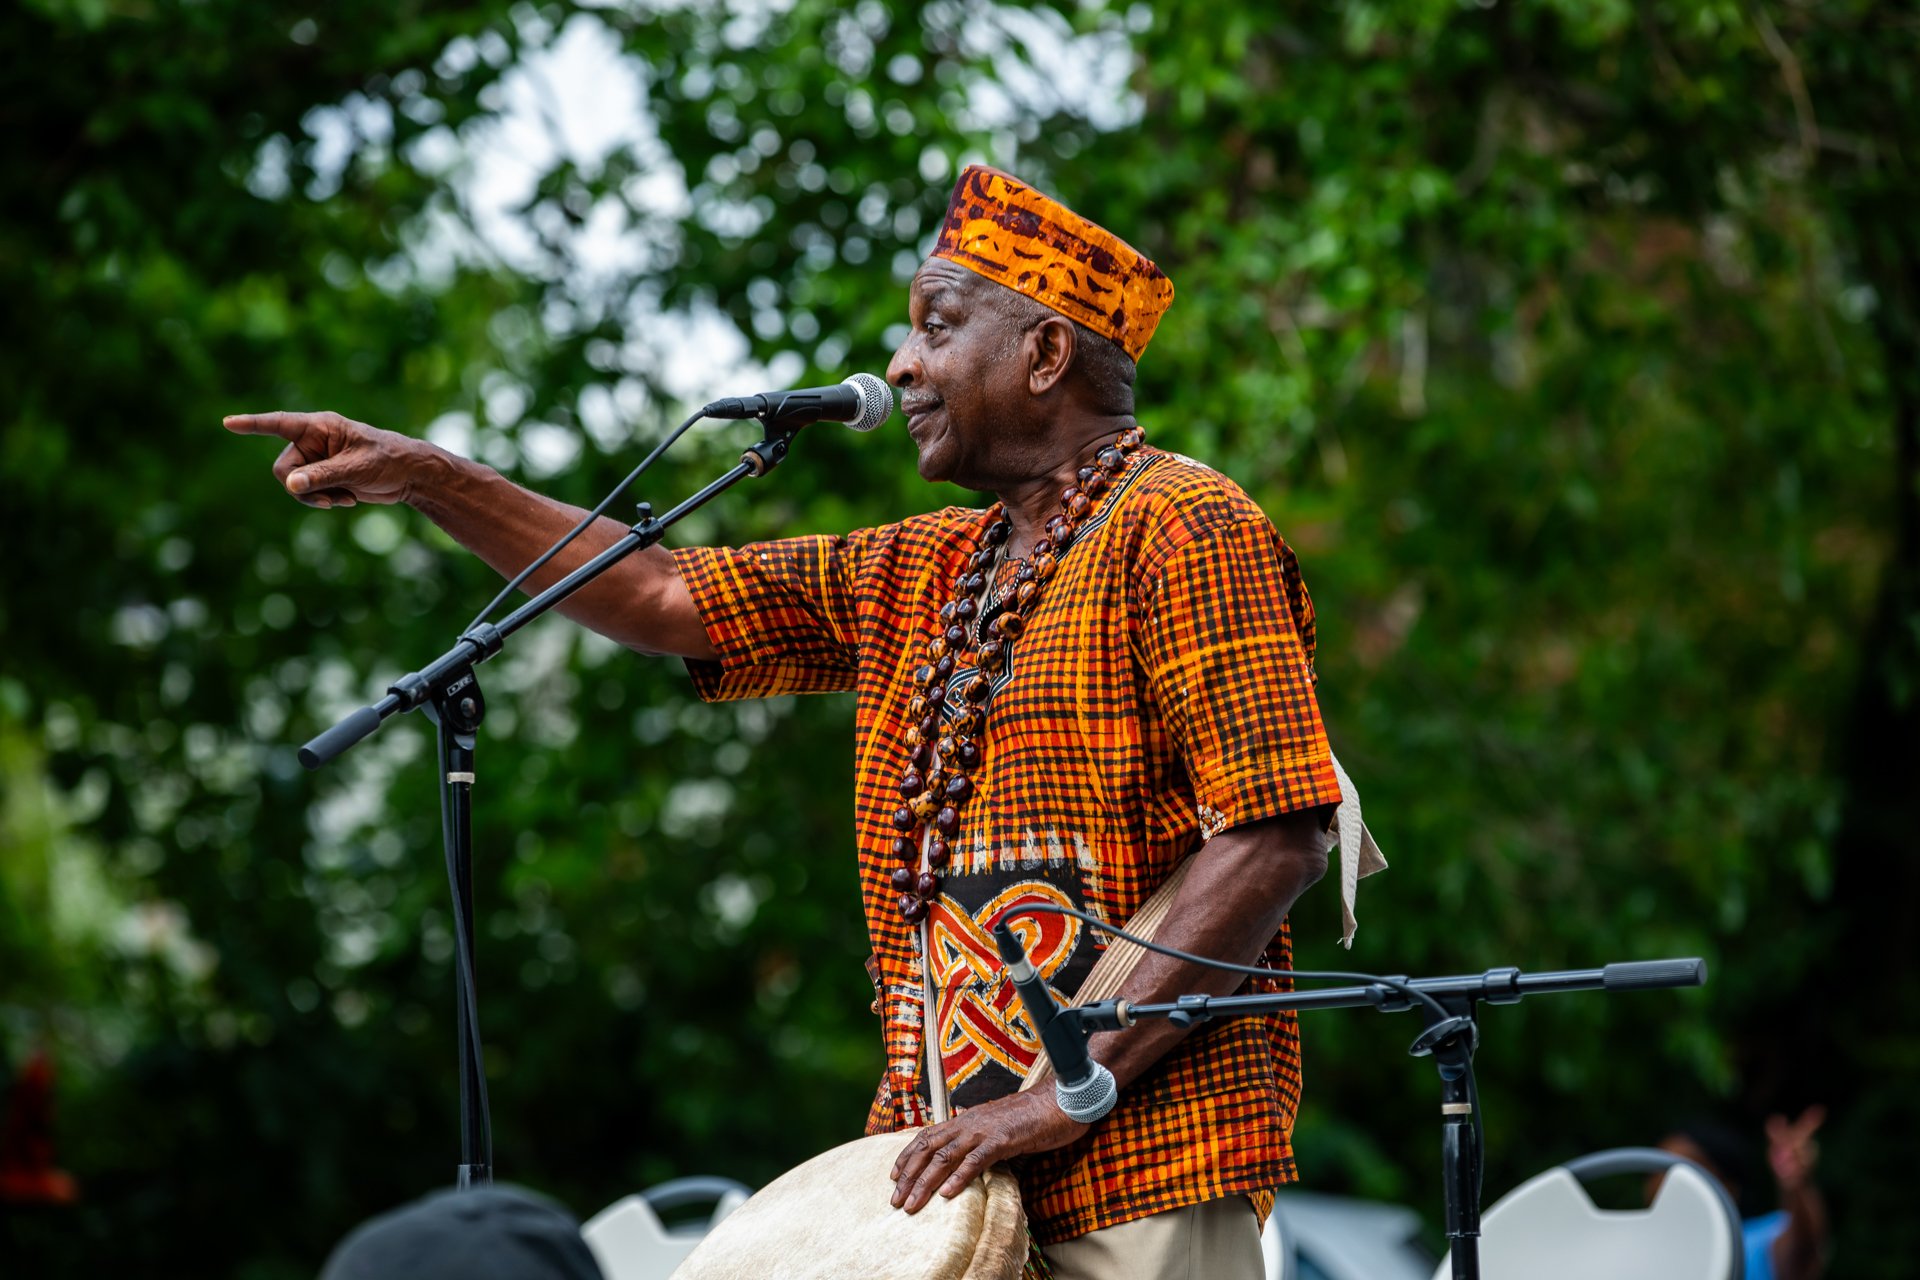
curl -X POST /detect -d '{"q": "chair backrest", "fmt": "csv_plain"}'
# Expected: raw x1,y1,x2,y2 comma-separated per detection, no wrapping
582,1177,751,1280
1258,1208,1298,1280
1434,1147,1742,1280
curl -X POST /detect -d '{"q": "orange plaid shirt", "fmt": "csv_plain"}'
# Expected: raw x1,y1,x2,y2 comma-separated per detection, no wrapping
673,447,1341,1243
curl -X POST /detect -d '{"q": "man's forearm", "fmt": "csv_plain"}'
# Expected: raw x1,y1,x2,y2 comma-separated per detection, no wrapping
406,446,717,659
1085,808,1330,1092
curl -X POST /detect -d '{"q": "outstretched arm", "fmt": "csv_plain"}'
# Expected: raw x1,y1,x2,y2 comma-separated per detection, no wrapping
223,410,717,659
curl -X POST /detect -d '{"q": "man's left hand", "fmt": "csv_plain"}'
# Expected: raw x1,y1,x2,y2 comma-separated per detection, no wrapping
889,1089,1088,1213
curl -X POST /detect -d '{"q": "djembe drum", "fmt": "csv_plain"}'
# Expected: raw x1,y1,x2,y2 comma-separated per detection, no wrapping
667,1130,1026,1280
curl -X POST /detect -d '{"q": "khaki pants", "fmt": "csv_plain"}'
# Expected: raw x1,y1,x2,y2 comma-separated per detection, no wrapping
1042,1197,1264,1280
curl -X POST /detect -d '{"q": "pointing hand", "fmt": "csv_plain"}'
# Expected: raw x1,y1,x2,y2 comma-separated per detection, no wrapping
223,410,431,509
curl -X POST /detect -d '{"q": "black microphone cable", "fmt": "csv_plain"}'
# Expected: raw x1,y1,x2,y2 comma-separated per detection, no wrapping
435,398,701,1172
437,725,492,1174
464,372,888,631
464,409,706,632
998,902,1453,1020
998,900,1482,1200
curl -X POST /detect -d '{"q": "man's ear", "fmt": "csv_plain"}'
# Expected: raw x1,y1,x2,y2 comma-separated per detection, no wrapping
1027,315,1076,396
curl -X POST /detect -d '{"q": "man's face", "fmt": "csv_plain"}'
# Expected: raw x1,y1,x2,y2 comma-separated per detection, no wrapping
885,259,1035,488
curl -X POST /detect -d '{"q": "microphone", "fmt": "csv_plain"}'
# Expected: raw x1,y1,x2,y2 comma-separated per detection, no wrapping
992,920,1118,1124
702,373,893,433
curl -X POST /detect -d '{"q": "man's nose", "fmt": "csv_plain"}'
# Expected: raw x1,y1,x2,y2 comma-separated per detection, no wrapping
886,340,918,389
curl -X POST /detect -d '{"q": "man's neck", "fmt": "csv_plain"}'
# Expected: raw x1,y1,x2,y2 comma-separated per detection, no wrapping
994,415,1136,555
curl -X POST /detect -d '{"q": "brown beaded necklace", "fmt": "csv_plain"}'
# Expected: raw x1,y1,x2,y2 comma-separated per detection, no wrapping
886,426,1148,924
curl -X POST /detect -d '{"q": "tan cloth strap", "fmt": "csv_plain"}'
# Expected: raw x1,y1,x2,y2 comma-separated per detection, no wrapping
1328,751,1389,948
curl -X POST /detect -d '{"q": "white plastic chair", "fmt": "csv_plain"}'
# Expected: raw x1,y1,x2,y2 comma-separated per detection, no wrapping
1261,1208,1298,1280
1263,1190,1431,1280
583,1175,751,1280
1434,1147,1743,1280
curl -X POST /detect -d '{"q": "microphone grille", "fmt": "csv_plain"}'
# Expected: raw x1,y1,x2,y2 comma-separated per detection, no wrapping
841,372,894,433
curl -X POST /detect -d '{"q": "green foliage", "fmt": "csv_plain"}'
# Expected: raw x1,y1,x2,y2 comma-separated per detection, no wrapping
4,0,1915,1275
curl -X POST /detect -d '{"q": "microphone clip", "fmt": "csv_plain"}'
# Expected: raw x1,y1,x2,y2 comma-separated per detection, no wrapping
739,431,794,477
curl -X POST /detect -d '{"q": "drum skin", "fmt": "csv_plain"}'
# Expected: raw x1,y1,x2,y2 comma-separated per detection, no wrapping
668,1130,1026,1280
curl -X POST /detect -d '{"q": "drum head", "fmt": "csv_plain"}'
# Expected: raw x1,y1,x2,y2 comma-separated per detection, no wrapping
669,1130,1026,1280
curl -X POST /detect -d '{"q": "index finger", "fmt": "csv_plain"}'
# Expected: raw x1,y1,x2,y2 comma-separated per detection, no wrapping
223,411,313,440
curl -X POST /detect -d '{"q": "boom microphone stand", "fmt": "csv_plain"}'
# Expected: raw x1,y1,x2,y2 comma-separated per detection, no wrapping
1050,952,1707,1280
295,420,813,1188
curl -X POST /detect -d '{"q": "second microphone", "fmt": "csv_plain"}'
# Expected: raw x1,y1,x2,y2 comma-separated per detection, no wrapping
993,919,1119,1124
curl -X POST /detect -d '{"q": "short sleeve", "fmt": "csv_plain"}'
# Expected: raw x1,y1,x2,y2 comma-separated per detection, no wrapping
1139,517,1342,832
673,531,873,702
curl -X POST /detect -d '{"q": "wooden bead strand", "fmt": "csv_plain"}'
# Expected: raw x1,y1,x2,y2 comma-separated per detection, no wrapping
888,429,1145,922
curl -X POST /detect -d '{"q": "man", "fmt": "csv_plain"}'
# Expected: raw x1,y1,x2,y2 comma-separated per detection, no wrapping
228,167,1341,1279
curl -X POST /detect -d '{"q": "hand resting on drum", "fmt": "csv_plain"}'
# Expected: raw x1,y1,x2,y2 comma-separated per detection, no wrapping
890,1088,1087,1214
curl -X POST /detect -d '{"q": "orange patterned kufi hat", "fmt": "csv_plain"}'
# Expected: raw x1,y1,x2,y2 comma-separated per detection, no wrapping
931,166,1174,362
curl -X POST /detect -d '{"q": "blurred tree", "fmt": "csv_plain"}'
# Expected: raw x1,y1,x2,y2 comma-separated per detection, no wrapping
2,0,1913,1275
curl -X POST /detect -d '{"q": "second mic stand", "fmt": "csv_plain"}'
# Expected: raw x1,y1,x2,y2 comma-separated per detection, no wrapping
1063,957,1706,1280
297,421,808,1187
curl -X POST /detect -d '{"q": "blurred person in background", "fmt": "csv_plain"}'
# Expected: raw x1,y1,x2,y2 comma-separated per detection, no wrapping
1656,1107,1828,1280
0,1048,78,1207
319,1184,604,1280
